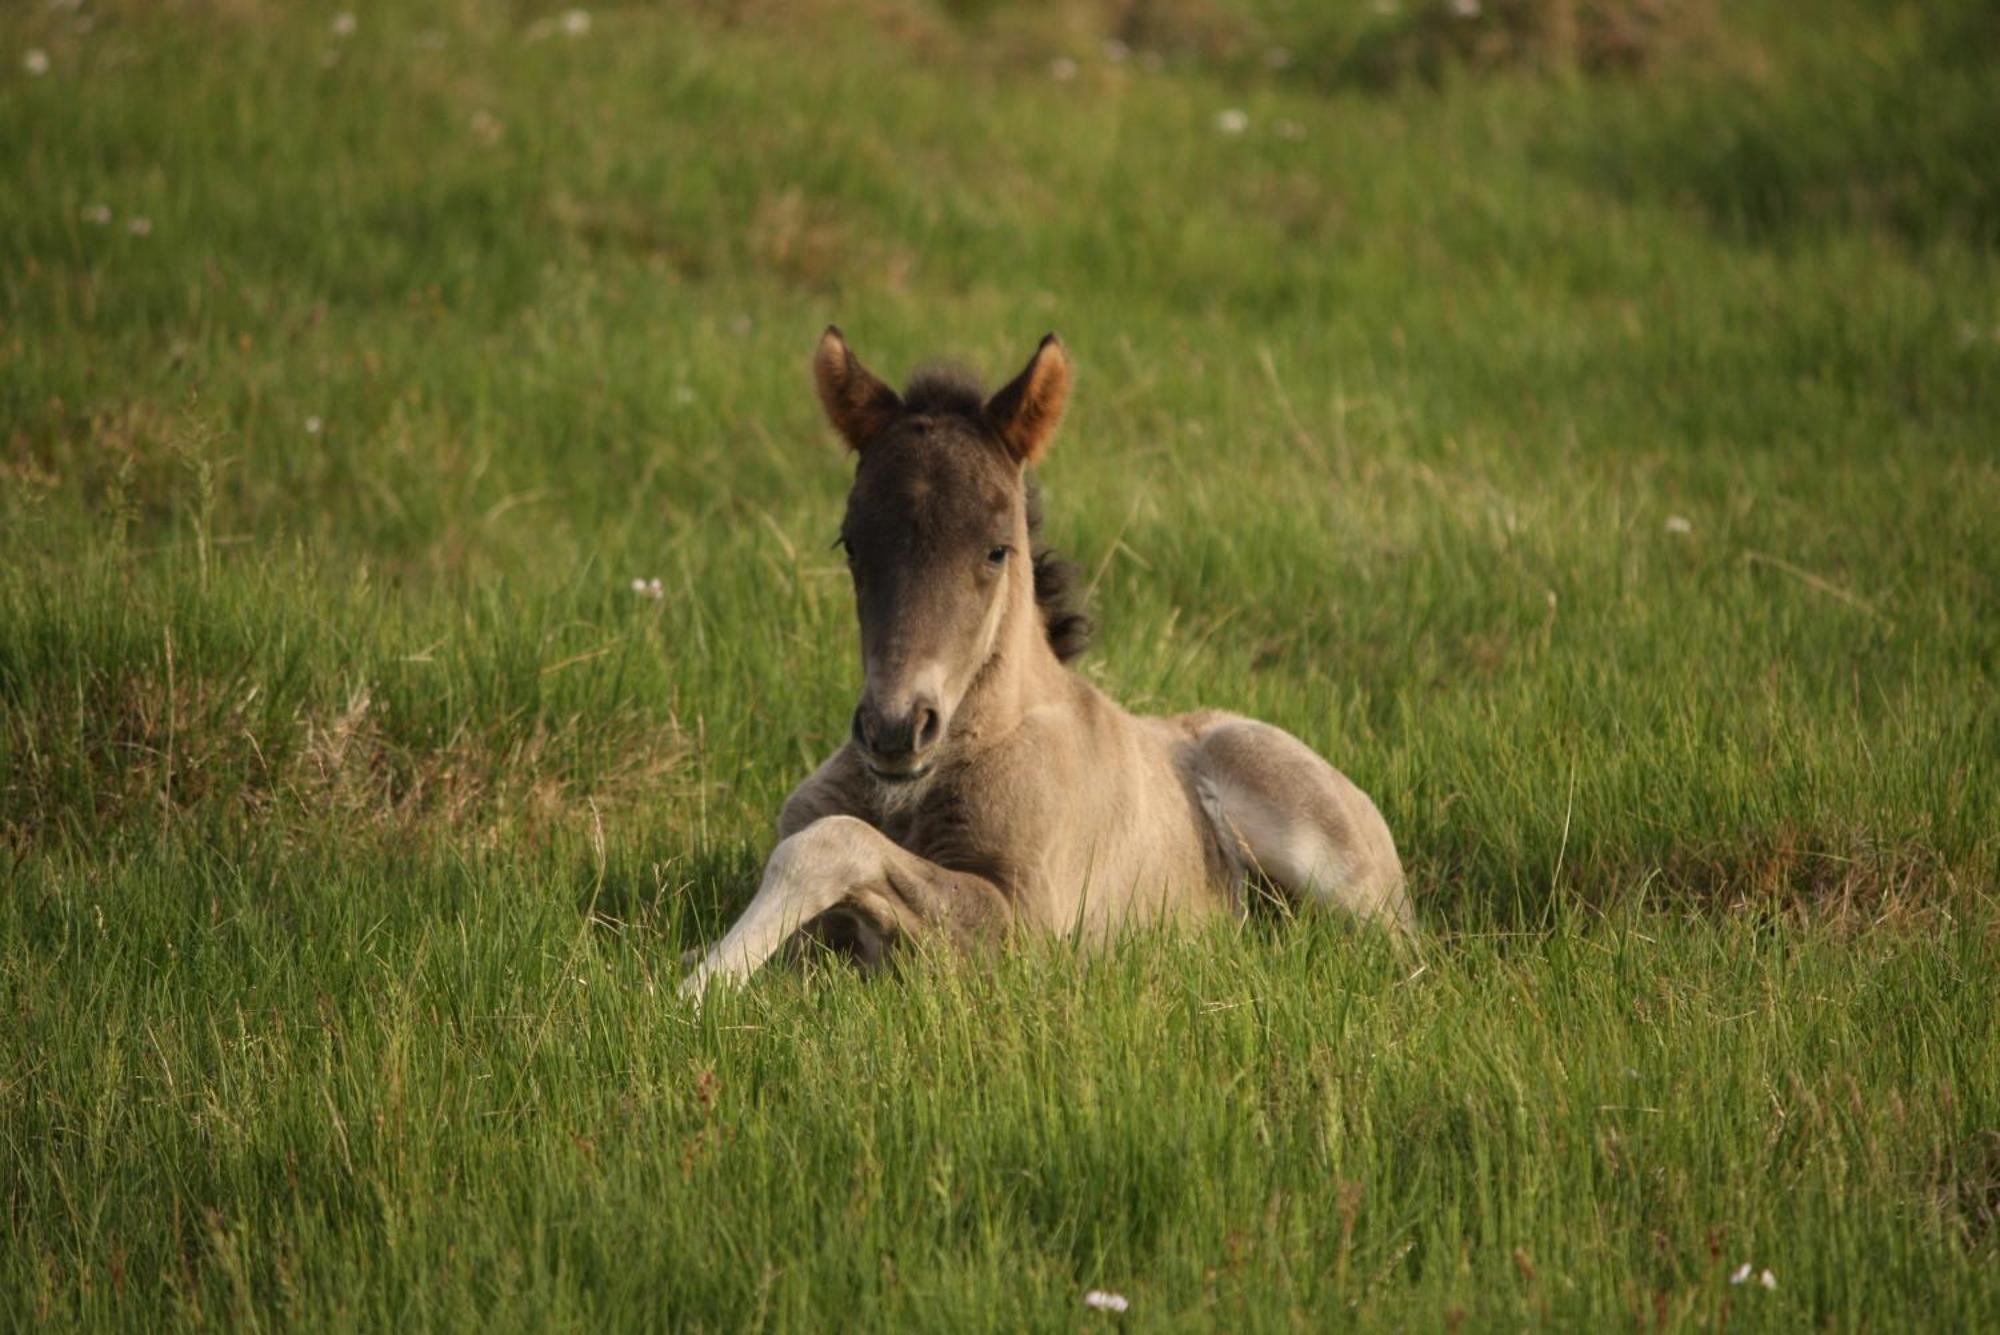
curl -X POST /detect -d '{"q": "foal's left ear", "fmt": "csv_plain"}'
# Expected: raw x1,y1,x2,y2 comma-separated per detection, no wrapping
984,334,1070,465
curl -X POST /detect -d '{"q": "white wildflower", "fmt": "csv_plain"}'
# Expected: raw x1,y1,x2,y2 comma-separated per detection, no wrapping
331,12,357,37
1215,108,1249,135
125,215,152,236
81,203,112,225
1047,56,1078,82
304,416,324,436
1083,1290,1130,1313
1729,1262,1753,1285
1664,515,1693,535
560,9,592,37
24,48,51,76
1450,0,1482,16
631,577,664,601
1759,1270,1777,1290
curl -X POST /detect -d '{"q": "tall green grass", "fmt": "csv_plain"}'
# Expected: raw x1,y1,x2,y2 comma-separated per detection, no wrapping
3,1,1996,1327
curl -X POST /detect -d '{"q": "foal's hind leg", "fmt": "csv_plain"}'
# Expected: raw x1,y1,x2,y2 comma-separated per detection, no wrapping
1191,718,1415,939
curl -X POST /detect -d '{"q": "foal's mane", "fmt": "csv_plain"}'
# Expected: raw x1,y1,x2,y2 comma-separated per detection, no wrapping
903,367,1094,663
1023,480,1092,663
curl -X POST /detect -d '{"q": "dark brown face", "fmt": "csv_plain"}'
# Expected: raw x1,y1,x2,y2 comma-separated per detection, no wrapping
839,423,1029,780
812,327,1072,784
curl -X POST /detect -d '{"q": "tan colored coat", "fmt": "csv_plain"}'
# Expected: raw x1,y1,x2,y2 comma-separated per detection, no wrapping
682,332,1409,1000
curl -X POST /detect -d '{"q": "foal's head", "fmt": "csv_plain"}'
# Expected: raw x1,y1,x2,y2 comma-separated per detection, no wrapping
813,327,1077,784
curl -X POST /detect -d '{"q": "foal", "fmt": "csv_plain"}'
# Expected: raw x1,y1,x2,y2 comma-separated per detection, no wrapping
680,331,1411,999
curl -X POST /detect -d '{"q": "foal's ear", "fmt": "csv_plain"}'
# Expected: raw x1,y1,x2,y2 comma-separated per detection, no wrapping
814,326,902,452
984,334,1070,465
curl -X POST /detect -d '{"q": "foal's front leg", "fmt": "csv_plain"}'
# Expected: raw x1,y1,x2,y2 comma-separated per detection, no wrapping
679,815,1008,1001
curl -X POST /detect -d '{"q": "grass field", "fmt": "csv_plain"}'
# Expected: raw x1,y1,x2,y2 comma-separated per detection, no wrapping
3,0,1997,1327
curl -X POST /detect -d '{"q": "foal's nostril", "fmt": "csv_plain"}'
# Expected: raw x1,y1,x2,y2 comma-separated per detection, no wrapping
913,702,942,754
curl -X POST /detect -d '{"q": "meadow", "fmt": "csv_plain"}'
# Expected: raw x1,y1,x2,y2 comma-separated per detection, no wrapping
2,0,1996,1327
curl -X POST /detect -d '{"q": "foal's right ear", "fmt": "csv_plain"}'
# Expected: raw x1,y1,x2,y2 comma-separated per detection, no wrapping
814,327,902,452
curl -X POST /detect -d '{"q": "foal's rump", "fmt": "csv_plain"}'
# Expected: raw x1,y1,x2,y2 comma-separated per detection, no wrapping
1180,714,1414,937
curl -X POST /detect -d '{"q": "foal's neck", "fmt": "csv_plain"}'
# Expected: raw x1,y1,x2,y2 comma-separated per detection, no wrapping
954,581,1068,745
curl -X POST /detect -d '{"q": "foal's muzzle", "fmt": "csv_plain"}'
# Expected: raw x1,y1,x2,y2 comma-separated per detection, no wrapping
853,694,944,780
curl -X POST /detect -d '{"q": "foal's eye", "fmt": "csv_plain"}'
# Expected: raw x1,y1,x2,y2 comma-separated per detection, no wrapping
986,545,1011,566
